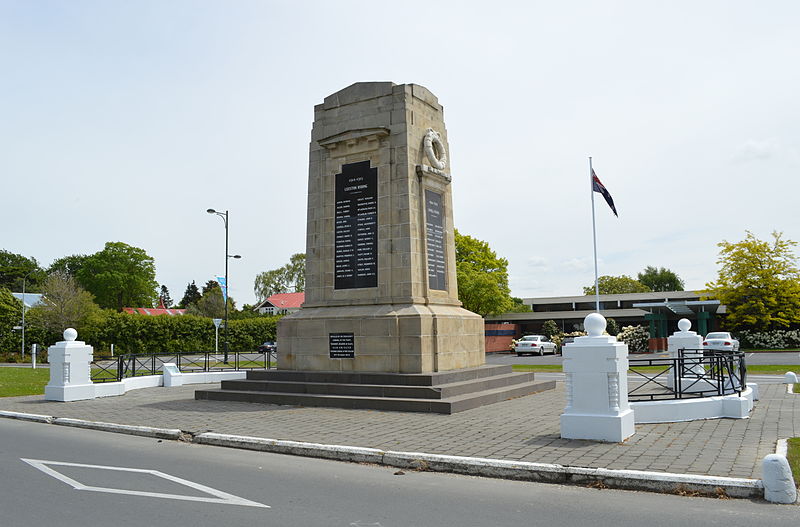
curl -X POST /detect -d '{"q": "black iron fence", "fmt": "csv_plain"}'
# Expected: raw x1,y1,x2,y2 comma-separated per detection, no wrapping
91,350,276,383
627,348,747,402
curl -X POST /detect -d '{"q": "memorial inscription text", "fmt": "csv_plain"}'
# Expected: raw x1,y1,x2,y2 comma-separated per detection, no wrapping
334,161,378,289
425,189,447,291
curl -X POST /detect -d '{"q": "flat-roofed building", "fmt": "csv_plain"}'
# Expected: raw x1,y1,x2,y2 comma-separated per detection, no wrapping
485,290,724,339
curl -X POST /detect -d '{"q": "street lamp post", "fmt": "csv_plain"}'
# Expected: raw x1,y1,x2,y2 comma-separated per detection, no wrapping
207,209,241,363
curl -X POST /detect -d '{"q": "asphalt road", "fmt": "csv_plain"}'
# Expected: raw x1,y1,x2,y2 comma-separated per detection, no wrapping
1,419,797,527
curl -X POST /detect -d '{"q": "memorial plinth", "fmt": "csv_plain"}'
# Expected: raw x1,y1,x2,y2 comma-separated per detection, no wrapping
195,82,556,411
278,82,484,373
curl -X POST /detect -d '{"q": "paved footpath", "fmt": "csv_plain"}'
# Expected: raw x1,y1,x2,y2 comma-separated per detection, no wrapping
0,382,796,479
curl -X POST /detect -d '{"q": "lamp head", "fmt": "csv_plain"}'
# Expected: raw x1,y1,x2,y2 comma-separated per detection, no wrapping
206,208,216,214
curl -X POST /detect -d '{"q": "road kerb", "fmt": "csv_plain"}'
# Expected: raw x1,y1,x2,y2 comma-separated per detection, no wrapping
52,417,182,440
0,414,767,500
0,410,53,424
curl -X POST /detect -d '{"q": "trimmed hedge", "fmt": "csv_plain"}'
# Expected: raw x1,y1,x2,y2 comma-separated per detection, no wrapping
80,313,280,355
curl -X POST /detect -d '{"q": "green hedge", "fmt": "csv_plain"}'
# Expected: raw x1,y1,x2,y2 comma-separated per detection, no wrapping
0,312,281,357
81,313,280,355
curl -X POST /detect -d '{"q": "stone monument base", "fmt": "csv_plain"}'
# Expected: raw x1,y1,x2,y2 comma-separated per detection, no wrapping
277,303,484,373
195,364,554,414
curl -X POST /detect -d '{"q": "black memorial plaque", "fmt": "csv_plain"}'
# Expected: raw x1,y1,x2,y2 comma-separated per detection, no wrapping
425,189,447,291
334,161,378,289
329,332,355,359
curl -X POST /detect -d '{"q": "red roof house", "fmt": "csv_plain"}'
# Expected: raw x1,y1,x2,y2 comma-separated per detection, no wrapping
123,299,187,316
253,292,305,315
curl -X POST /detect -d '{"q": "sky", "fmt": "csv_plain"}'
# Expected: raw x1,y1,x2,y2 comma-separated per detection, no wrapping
2,0,799,307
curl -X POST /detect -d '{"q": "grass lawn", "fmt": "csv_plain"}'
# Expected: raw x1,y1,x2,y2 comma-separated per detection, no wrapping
787,438,800,488
0,367,50,397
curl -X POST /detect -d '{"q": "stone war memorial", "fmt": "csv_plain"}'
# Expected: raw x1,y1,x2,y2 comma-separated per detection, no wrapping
196,82,554,412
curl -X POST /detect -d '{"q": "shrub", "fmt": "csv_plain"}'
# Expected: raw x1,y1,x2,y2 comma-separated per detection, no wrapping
541,320,559,339
606,317,619,336
736,329,800,349
617,325,650,353
551,330,587,349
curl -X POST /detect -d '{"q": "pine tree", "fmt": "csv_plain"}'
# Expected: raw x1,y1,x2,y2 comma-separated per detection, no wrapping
159,285,173,308
178,281,201,308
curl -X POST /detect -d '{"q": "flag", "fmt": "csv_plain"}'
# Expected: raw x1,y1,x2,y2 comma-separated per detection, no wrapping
591,169,618,217
216,276,227,302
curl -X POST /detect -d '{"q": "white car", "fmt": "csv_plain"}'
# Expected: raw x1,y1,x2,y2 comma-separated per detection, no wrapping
702,332,740,352
515,335,557,356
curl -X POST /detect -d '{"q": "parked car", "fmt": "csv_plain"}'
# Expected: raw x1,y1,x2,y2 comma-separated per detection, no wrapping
515,335,557,356
559,336,577,353
702,332,740,352
258,341,277,353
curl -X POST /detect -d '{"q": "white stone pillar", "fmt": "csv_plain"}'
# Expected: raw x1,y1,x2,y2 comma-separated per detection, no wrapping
44,328,96,402
667,318,706,390
560,313,635,442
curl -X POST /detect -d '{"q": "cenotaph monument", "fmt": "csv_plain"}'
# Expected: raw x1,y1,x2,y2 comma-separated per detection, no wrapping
196,82,553,412
277,81,483,373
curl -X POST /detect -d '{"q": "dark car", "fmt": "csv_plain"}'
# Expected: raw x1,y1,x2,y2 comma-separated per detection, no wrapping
258,341,277,353
559,336,577,353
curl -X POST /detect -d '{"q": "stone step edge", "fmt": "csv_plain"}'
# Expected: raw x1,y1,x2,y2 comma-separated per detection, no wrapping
0,410,764,500
200,379,551,405
246,364,513,386
223,371,537,398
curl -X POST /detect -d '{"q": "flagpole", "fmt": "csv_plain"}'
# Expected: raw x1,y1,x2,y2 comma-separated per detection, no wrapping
589,157,600,312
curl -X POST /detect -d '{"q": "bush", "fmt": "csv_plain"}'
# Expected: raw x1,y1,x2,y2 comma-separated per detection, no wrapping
737,329,800,349
550,330,587,349
606,317,619,336
617,325,650,353
541,320,559,339
80,312,280,355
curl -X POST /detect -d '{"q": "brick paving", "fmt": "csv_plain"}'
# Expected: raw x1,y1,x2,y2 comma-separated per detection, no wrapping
0,382,796,479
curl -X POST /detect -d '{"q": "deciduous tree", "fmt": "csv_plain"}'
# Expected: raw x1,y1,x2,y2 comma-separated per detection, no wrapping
706,231,800,331
76,242,158,311
186,286,235,318
47,254,88,278
0,250,45,292
29,272,101,334
254,253,306,301
637,266,685,292
455,230,514,316
582,275,651,295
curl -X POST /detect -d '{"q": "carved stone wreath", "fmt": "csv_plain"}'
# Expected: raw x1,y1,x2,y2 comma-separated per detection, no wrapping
423,128,447,170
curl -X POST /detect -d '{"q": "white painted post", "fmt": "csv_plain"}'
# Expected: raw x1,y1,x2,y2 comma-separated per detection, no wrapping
31,344,37,369
44,328,95,402
667,318,706,390
762,454,797,503
560,313,635,442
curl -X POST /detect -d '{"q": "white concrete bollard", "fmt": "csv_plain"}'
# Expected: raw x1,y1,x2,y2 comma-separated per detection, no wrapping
783,372,798,384
560,313,635,442
762,454,797,503
44,328,96,402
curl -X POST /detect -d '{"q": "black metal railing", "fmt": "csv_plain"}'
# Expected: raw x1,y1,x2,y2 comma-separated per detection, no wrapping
628,348,746,401
91,349,276,383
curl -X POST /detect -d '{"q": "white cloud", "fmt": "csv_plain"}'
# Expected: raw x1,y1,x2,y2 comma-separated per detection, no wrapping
734,138,781,162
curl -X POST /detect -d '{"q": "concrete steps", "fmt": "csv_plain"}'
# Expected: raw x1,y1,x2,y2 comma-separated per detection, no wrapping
194,365,555,414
